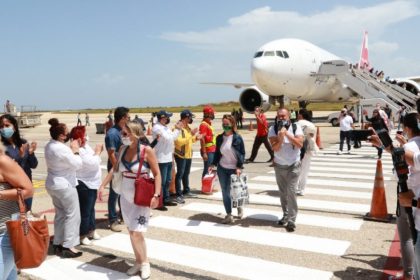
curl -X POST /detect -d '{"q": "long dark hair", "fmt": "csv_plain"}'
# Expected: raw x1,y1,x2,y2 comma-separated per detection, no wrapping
0,114,24,148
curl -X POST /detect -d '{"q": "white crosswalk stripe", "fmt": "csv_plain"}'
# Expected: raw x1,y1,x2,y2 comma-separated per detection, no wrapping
22,141,395,280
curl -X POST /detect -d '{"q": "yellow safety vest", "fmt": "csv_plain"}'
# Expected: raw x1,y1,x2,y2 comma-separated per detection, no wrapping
201,121,216,148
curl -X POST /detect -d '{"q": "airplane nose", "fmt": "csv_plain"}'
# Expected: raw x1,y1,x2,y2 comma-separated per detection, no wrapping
251,59,272,85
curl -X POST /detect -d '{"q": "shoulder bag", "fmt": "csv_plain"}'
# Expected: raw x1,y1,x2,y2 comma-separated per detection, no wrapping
6,189,49,269
134,146,155,207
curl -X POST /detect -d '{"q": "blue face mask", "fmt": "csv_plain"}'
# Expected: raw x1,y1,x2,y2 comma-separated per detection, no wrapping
0,127,14,139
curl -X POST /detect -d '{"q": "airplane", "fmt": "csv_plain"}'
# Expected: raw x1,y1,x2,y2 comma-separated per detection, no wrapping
206,32,420,113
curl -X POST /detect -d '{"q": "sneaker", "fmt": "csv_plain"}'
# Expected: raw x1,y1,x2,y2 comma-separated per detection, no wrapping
126,263,142,276
176,196,185,204
237,207,243,219
286,221,296,232
221,214,234,224
337,150,342,155
244,159,254,164
89,231,101,240
110,221,122,232
80,236,92,246
141,262,151,279
277,216,287,226
183,192,197,198
298,190,305,196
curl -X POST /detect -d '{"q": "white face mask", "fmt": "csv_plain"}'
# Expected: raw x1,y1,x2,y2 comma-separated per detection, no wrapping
122,137,133,146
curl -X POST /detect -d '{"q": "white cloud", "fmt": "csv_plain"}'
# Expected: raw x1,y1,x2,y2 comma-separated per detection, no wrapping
160,1,420,51
369,41,399,54
93,73,125,86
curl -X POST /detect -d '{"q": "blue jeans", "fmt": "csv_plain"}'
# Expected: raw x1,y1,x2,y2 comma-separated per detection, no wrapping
159,162,173,201
414,231,420,280
175,156,192,196
202,152,215,178
108,180,120,224
217,165,236,215
76,181,97,236
0,232,17,280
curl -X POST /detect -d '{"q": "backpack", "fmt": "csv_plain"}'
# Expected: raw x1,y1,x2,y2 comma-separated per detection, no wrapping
273,122,306,160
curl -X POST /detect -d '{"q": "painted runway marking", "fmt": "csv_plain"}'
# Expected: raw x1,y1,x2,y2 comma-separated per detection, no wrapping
247,182,371,199
23,257,137,280
149,216,350,256
306,178,373,189
182,202,364,230
210,192,370,213
95,233,333,280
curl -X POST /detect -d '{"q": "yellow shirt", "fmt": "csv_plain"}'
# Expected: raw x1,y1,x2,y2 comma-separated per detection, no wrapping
174,125,197,159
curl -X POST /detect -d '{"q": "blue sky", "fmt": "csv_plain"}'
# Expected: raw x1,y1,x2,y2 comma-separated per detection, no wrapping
1,0,419,110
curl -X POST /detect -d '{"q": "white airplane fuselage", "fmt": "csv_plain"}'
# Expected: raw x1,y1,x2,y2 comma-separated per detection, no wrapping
252,38,350,101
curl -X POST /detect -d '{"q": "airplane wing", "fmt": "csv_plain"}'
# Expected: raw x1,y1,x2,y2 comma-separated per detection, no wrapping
200,82,254,89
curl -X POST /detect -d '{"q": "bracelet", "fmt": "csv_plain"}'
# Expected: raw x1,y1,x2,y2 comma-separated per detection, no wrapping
153,194,160,198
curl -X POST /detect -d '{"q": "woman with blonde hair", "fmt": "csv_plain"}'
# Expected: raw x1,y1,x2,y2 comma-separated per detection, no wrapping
209,115,245,224
0,141,34,279
100,121,161,279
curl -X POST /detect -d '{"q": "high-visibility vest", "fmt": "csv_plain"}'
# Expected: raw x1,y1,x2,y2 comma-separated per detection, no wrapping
201,121,216,148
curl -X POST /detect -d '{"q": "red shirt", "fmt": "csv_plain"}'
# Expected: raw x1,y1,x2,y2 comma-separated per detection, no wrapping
256,113,269,137
199,119,216,153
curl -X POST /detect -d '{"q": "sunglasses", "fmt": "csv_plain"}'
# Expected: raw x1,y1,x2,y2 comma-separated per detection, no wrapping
121,132,129,137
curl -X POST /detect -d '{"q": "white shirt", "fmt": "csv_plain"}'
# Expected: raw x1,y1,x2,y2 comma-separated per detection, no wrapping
268,123,303,165
219,134,237,169
45,140,83,190
76,143,102,189
339,115,353,131
152,122,180,163
404,137,420,230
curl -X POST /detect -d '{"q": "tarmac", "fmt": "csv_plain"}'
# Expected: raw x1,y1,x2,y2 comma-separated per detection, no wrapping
16,111,400,280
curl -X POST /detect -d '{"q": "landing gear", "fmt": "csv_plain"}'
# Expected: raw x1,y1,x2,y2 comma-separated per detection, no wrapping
298,100,310,109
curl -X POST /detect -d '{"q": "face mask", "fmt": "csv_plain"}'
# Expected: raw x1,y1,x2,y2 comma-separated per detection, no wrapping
122,137,133,146
63,133,70,143
188,118,193,124
210,115,215,120
0,127,14,139
222,125,232,132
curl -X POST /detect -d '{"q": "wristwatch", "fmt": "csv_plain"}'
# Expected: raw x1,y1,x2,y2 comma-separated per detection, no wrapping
153,194,160,198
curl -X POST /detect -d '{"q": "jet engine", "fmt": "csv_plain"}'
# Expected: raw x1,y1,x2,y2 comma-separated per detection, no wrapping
239,86,271,113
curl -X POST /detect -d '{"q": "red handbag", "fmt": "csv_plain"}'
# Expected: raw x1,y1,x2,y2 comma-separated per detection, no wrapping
134,147,155,207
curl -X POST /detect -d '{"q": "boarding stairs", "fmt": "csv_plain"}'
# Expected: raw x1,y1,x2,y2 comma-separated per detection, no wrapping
317,60,417,115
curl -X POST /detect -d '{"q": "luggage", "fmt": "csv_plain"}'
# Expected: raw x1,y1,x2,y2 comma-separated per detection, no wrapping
201,172,218,194
230,174,249,208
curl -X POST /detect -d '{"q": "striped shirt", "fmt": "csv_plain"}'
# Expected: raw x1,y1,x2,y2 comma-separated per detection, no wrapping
0,183,19,234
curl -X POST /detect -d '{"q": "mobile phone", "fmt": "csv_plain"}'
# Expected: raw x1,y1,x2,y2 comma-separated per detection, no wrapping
396,131,403,135
352,129,374,141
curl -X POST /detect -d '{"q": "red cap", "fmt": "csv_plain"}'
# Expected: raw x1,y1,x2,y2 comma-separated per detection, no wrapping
203,105,215,115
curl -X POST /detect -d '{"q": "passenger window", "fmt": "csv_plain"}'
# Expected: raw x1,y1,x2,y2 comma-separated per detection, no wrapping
283,51,289,58
254,51,263,58
264,51,275,56
276,51,284,58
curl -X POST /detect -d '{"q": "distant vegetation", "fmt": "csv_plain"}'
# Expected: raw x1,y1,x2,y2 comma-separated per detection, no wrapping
53,101,347,114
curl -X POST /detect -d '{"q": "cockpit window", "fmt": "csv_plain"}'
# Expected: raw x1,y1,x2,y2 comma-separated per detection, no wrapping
283,51,289,58
276,51,284,58
264,51,275,56
254,51,263,58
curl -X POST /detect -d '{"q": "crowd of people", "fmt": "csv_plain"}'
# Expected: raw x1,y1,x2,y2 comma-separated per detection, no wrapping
9,102,420,279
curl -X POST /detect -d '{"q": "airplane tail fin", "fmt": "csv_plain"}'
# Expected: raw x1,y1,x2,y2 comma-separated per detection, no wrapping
358,31,370,70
